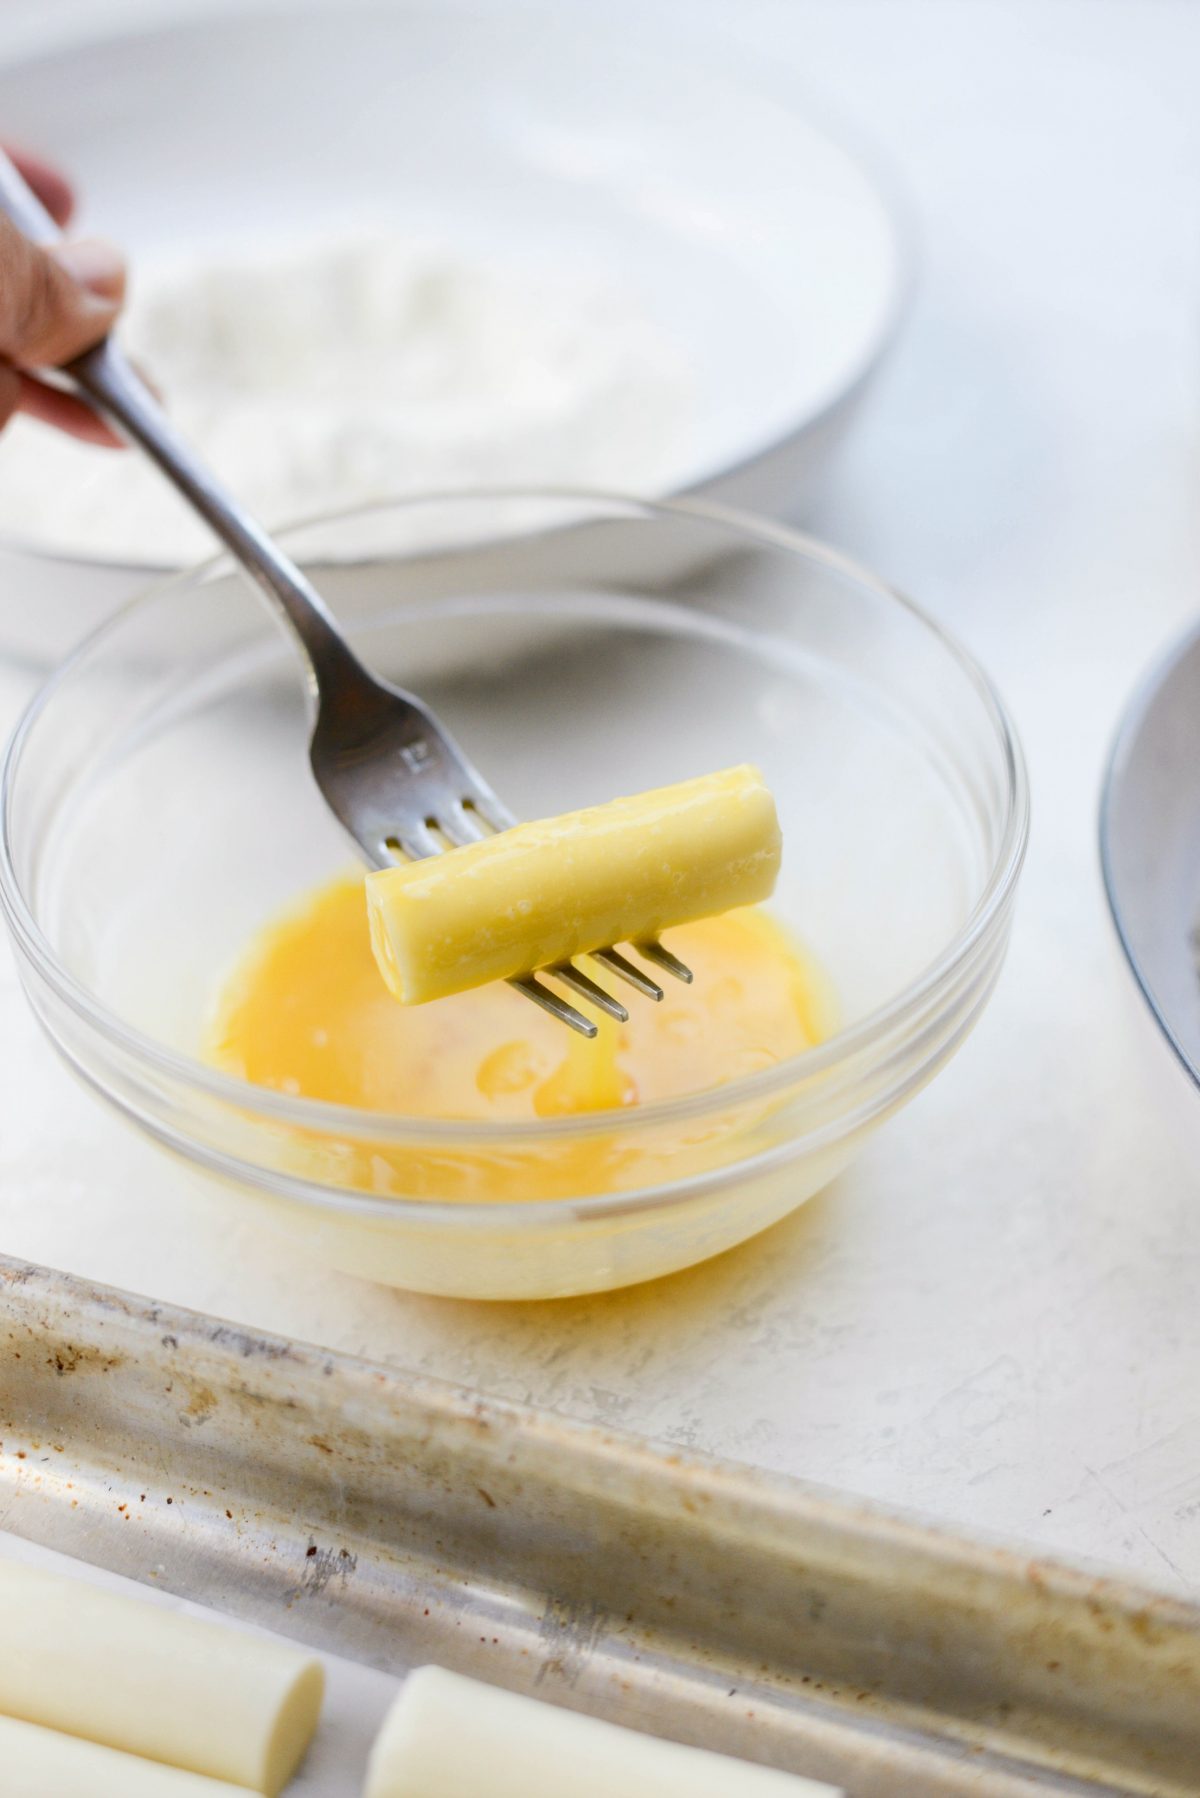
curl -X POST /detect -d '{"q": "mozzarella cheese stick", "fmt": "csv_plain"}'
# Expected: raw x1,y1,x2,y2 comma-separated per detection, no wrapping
0,1559,323,1796
366,764,782,1003
365,1666,841,1798
0,1714,254,1797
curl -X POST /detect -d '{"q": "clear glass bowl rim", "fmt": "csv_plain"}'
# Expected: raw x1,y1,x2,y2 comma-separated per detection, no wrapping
0,489,1030,1151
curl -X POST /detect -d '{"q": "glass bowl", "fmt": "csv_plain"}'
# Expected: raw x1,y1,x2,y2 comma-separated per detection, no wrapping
0,494,1027,1300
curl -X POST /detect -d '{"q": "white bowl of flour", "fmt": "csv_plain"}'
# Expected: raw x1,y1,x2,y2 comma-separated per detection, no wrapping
0,234,696,568
0,3,909,659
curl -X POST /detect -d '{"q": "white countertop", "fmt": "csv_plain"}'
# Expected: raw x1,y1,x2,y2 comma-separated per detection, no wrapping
4,0,1200,1602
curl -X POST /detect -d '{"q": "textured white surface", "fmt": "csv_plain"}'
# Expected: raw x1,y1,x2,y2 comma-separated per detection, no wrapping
3,0,1200,1612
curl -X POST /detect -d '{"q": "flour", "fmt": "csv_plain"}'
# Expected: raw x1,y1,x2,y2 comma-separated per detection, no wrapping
0,233,694,563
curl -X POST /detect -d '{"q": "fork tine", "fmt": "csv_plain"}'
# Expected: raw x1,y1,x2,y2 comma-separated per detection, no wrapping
440,803,487,846
510,974,598,1038
635,939,694,984
469,792,517,834
550,962,629,1023
395,822,441,861
590,947,664,1001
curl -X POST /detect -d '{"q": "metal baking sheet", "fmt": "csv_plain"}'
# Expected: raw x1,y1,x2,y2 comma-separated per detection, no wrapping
2,1253,1199,1798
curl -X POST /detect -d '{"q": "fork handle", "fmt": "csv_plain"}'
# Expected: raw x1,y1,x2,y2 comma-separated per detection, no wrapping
0,149,363,695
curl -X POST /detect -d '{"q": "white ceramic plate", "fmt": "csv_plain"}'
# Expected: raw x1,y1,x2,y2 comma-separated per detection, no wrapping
0,2,909,658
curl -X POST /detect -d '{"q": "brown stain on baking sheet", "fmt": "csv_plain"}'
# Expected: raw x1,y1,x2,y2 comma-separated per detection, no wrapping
179,1384,218,1427
45,1341,124,1377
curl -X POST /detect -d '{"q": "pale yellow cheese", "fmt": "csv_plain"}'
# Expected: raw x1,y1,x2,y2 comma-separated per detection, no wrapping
365,1666,842,1798
366,764,781,1004
0,1560,324,1796
0,1714,251,1797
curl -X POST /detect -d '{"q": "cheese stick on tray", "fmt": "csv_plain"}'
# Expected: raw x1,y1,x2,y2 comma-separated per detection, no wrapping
0,1559,323,1796
0,1714,253,1797
366,1666,841,1798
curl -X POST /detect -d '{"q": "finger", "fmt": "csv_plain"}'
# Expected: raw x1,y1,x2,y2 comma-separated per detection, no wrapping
0,363,21,432
5,145,75,227
0,218,124,367
52,235,126,305
15,371,124,446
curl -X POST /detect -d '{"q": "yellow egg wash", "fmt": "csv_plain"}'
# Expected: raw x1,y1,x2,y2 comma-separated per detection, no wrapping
206,874,833,1202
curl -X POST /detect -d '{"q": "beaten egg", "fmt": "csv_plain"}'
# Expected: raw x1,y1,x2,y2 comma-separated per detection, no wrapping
206,873,833,1202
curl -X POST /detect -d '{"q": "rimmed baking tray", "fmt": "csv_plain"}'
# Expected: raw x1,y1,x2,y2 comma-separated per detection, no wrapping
2,1252,1198,1796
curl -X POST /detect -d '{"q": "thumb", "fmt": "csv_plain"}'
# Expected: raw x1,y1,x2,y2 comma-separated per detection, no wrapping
0,215,125,369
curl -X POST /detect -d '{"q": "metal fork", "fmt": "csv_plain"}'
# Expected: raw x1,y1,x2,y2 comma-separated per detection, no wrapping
0,153,690,1036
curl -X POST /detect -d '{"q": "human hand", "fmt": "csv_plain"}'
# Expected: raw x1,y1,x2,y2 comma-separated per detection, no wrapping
0,147,126,446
